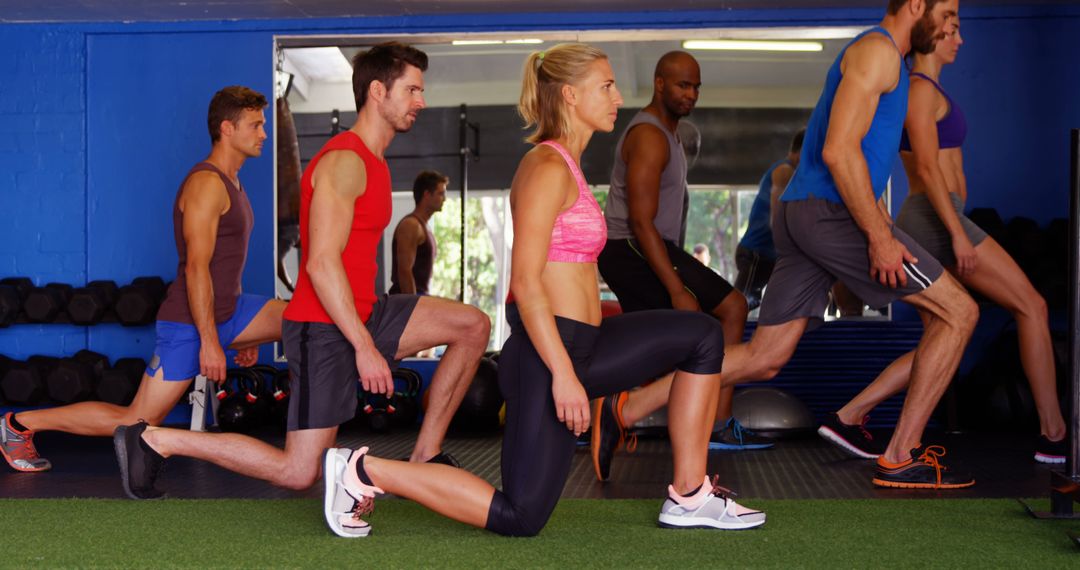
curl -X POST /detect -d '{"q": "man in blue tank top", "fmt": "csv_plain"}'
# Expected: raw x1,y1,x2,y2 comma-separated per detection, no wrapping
714,0,976,490
734,128,804,310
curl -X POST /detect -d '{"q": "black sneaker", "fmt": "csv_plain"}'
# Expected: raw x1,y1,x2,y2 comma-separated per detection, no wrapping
1035,435,1067,465
708,418,774,451
113,421,166,500
817,413,884,459
590,392,634,482
872,445,974,489
426,452,461,468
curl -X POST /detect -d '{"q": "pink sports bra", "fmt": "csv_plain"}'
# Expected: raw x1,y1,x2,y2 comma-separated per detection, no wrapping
540,140,607,263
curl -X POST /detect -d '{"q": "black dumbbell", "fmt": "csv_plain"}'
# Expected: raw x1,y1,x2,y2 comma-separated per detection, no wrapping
1,278,36,326
115,276,167,326
0,356,55,405
46,358,97,403
67,280,120,325
73,349,110,379
96,357,146,406
24,283,73,323
0,355,12,404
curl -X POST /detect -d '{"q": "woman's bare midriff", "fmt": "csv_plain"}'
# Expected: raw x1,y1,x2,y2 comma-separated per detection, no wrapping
541,261,603,326
900,147,966,202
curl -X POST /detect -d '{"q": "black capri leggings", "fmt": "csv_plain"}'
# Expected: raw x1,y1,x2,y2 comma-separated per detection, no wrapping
485,303,725,537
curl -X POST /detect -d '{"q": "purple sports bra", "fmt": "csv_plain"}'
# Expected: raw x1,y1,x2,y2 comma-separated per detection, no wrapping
539,140,607,263
900,72,967,151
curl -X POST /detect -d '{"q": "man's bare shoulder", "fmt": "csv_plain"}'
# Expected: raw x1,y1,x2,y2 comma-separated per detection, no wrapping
313,149,366,197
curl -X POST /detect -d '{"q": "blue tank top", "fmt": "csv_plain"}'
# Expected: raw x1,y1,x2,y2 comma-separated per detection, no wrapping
783,26,908,204
738,158,792,258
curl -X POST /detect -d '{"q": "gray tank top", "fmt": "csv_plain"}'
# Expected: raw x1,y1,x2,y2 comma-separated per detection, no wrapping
605,111,688,243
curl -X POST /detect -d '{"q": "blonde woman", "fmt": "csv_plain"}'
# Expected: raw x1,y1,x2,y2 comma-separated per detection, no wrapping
321,43,765,538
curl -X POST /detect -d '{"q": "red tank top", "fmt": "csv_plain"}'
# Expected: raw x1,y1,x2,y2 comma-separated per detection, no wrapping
283,132,392,324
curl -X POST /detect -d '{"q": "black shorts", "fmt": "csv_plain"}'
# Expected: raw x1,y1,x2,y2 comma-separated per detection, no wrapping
282,294,419,432
734,245,776,311
597,238,735,313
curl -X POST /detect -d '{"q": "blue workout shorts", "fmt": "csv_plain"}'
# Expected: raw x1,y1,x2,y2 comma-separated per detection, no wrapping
147,293,272,381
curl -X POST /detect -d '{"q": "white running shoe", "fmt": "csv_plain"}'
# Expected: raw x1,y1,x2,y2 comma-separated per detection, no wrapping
323,447,385,538
658,476,766,530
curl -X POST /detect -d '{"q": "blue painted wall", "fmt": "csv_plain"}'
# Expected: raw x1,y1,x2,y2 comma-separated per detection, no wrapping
1,5,1078,363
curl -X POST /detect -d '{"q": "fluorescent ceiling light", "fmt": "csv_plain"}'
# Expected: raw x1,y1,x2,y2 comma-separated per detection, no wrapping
505,39,543,44
455,39,505,45
683,39,823,52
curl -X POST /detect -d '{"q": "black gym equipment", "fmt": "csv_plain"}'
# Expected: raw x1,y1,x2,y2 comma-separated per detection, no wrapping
449,356,503,434
359,368,423,433
67,280,119,325
1021,130,1080,540
115,276,167,326
217,368,262,433
97,357,146,406
0,277,33,326
0,355,55,405
24,283,72,323
45,357,96,403
0,280,24,327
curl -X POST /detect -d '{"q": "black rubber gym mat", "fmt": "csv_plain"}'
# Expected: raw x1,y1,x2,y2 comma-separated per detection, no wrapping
0,427,1057,500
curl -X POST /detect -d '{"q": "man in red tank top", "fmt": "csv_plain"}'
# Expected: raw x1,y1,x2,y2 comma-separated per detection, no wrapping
116,43,491,500
1,87,285,479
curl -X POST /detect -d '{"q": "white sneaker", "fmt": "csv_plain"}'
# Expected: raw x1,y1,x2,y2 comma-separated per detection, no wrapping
323,447,385,538
658,476,766,530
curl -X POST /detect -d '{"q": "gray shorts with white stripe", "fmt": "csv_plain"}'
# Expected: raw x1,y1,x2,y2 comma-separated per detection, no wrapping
759,196,944,327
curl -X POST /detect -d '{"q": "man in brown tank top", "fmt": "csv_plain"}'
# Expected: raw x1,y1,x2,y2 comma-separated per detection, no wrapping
0,87,285,477
390,170,447,295
113,43,492,503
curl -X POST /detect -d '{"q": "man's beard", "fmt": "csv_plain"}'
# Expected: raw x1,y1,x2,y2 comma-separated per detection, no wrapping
910,11,941,55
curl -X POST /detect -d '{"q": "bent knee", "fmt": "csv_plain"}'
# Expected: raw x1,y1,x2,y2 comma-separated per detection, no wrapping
463,307,492,345
274,468,319,491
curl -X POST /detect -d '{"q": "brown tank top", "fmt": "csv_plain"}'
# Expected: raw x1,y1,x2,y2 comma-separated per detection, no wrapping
156,162,254,324
389,213,436,295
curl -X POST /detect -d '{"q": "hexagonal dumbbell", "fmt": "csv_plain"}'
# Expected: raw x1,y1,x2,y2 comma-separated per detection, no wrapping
115,277,167,326
24,283,73,323
67,280,120,325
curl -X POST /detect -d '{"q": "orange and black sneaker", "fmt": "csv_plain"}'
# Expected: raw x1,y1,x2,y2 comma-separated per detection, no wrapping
872,445,974,489
590,392,636,481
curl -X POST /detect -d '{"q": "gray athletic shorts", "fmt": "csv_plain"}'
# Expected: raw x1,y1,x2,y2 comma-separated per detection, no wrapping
282,294,419,431
895,193,989,268
759,197,945,327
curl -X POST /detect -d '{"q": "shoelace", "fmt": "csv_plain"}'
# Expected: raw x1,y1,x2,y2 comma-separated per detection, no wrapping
917,445,949,486
857,416,874,442
335,490,375,522
707,474,738,501
730,419,761,444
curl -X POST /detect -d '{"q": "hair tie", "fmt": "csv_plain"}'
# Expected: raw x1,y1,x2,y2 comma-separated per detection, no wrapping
536,51,545,68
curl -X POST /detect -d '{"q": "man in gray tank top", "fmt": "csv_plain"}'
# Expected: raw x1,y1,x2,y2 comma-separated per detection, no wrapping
1,87,286,479
592,52,767,483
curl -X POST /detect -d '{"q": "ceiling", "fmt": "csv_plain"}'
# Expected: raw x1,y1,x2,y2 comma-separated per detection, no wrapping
283,30,862,112
2,0,1072,24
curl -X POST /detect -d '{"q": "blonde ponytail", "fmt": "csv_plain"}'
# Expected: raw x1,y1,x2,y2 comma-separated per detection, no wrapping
517,43,607,144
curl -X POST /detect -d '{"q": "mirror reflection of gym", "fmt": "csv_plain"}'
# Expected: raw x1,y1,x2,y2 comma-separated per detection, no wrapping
273,28,888,351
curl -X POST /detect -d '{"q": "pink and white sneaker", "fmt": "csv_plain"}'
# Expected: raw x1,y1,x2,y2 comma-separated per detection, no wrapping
323,447,385,538
658,475,766,530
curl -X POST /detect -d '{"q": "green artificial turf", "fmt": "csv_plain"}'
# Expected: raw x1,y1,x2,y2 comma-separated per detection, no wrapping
1,498,1077,568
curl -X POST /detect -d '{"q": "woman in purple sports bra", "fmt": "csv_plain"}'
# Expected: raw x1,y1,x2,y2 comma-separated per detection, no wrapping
833,20,1068,464
321,43,765,539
